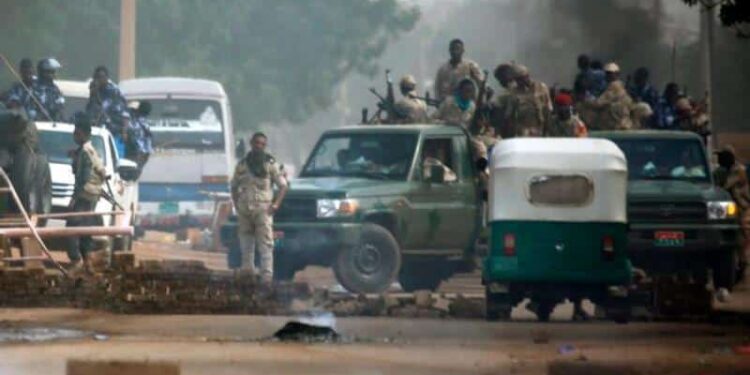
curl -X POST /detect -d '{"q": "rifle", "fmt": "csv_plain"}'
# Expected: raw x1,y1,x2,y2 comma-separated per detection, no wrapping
102,176,125,211
414,91,441,108
470,70,490,136
368,87,406,123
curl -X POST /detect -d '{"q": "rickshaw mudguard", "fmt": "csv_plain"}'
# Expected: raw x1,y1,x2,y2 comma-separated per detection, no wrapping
482,220,632,285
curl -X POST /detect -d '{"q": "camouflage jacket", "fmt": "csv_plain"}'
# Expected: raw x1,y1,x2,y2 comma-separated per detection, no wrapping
392,91,428,124
507,81,552,136
231,152,288,213
29,80,65,121
72,141,106,203
431,95,475,128
434,59,484,102
587,80,633,131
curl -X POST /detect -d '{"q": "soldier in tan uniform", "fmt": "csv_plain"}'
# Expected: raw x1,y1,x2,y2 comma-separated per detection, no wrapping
548,93,587,137
490,63,519,139
584,62,633,131
507,65,552,137
715,146,750,278
231,132,288,281
434,39,484,102
392,75,428,124
67,115,106,272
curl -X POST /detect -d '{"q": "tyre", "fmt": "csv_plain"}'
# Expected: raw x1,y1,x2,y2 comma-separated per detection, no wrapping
534,300,556,322
333,223,401,294
398,260,449,292
485,287,512,321
713,249,738,290
274,254,298,281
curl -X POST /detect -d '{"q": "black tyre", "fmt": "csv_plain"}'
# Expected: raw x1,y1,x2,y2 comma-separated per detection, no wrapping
274,254,298,281
714,249,738,290
485,287,513,321
333,223,401,294
535,301,555,322
398,260,449,292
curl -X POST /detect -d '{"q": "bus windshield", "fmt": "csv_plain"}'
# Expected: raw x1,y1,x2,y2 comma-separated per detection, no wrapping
131,98,225,150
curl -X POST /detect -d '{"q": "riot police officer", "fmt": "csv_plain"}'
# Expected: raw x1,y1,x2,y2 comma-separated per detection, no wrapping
29,58,65,122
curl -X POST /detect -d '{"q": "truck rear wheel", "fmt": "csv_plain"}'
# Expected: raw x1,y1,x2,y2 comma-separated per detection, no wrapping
398,260,450,292
714,248,738,291
485,287,513,321
333,223,401,294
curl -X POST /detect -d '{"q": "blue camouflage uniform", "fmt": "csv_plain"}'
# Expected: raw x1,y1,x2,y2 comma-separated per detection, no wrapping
29,79,65,121
131,112,153,156
5,78,36,112
86,81,128,133
654,97,678,130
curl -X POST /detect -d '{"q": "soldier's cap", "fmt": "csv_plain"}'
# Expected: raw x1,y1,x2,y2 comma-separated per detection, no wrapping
554,92,573,107
513,64,529,77
675,97,692,111
399,75,417,89
714,145,736,156
603,62,620,73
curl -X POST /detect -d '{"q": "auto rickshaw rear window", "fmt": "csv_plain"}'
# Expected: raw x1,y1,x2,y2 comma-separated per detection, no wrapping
528,175,593,206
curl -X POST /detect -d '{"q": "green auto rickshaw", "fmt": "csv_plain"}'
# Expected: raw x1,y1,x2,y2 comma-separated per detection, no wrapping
483,138,633,322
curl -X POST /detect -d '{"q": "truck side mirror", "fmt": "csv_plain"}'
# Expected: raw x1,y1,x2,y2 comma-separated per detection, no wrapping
118,159,140,182
475,157,488,172
429,165,445,184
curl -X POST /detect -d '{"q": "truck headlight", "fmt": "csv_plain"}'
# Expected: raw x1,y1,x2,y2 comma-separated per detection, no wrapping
707,201,737,220
317,199,358,218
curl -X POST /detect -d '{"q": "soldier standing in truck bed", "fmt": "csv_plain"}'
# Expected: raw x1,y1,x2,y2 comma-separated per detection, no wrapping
506,65,552,137
583,62,633,131
231,132,288,282
434,39,484,102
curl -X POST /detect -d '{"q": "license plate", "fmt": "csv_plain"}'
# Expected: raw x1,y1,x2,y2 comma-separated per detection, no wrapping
158,201,179,214
273,231,284,247
654,231,685,247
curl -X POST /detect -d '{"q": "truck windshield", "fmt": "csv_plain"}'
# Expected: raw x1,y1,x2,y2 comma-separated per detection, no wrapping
38,131,107,166
611,138,709,183
301,133,418,180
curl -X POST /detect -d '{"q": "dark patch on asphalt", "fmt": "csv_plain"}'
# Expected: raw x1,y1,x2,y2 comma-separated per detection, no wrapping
272,321,341,343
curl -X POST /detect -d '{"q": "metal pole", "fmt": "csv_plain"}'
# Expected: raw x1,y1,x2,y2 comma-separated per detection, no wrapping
119,0,137,80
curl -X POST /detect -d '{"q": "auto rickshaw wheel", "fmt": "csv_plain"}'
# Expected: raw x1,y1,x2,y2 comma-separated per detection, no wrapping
333,223,401,294
534,301,555,322
485,288,512,321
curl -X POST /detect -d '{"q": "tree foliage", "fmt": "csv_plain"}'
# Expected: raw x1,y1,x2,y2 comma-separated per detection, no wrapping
683,0,750,38
0,0,418,129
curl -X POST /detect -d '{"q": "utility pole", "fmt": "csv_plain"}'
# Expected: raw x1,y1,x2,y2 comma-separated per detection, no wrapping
119,0,137,80
699,3,717,149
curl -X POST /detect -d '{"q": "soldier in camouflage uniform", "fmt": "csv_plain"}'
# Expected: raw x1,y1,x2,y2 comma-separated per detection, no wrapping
392,75,428,124
432,79,488,160
67,115,106,273
584,63,633,131
715,146,750,278
4,58,36,111
507,65,552,137
434,39,485,102
548,92,587,137
29,58,65,122
231,132,288,281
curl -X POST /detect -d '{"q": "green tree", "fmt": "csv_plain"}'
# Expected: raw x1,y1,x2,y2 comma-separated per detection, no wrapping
683,0,750,38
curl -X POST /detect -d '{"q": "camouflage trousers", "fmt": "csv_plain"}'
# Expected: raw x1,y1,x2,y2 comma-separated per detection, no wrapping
237,204,274,278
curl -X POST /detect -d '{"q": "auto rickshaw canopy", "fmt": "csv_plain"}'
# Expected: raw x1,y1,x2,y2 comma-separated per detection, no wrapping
489,138,627,223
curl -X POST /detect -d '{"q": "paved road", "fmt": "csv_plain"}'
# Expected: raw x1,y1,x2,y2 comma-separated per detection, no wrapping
0,308,747,375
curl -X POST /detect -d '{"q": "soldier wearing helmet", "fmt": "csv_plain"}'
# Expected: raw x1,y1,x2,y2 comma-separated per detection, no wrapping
582,62,633,131
490,62,519,138
29,57,65,121
391,75,428,124
506,64,552,137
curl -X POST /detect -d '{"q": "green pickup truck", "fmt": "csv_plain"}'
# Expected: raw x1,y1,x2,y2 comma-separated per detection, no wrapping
592,130,742,290
222,124,484,293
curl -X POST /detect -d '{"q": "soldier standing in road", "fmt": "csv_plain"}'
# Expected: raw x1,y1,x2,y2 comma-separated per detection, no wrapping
434,39,484,102
67,114,106,273
548,92,587,137
508,65,552,137
583,63,633,131
715,146,749,280
392,75,428,124
231,132,288,282
29,58,65,122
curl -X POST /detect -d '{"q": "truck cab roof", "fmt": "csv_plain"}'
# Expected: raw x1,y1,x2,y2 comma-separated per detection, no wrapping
590,130,704,141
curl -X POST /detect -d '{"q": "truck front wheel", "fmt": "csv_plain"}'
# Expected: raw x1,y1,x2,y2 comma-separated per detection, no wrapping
333,223,401,294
